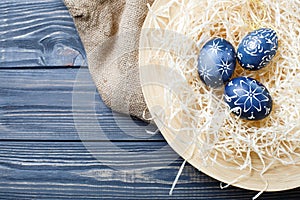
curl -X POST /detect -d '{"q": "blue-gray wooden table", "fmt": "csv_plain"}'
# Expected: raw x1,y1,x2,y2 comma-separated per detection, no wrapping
0,0,299,199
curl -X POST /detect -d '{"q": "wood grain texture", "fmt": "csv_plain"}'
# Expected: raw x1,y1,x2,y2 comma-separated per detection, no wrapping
0,68,161,141
0,0,86,67
0,141,299,200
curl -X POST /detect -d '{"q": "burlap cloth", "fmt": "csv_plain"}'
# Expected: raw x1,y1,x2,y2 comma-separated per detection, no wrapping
64,0,154,121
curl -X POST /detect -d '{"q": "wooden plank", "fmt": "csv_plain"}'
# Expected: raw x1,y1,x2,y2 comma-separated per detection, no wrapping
0,68,162,141
0,141,299,199
0,0,86,67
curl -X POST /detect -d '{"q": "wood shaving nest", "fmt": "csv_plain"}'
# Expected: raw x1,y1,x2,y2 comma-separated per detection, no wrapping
143,0,300,174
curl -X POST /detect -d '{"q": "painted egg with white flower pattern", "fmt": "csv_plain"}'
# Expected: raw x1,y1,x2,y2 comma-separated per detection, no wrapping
224,77,272,120
198,38,236,88
237,28,278,70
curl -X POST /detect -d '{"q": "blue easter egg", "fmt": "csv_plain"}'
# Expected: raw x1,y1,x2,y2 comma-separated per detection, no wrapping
237,28,278,70
198,38,236,88
224,77,272,120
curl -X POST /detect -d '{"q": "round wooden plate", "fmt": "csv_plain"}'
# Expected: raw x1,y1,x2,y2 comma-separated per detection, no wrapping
139,0,300,192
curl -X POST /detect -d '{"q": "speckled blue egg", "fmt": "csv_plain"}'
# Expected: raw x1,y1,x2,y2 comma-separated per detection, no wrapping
237,28,278,70
198,38,236,88
224,77,272,120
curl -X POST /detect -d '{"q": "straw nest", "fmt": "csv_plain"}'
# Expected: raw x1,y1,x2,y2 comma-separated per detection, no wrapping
140,0,300,191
